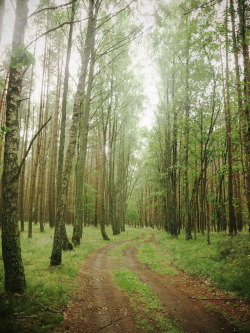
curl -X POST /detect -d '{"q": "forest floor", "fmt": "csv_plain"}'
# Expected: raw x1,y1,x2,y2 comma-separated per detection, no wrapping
57,233,249,333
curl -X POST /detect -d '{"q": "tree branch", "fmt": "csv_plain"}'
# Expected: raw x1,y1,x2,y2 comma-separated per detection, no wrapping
17,116,51,178
25,18,86,49
28,1,77,18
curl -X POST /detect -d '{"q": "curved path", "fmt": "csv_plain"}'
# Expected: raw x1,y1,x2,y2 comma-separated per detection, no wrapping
58,235,244,332
58,241,142,333
124,243,237,333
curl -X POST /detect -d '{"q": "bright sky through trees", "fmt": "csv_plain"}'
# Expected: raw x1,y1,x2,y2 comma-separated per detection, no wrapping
1,0,160,129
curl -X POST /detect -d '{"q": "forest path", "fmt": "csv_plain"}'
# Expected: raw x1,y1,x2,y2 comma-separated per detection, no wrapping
57,239,143,333
58,234,244,332
124,237,238,333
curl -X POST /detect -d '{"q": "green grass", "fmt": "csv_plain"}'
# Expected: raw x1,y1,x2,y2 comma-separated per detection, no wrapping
138,242,177,276
155,230,250,302
0,223,145,332
113,268,184,332
109,232,152,266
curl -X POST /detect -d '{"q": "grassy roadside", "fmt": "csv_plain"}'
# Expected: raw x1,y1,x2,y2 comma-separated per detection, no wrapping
154,230,250,302
0,224,144,332
113,268,184,332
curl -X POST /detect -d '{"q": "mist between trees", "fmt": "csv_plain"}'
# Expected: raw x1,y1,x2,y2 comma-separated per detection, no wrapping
0,0,249,293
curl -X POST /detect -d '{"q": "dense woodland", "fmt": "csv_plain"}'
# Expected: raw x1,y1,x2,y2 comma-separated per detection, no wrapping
0,0,249,294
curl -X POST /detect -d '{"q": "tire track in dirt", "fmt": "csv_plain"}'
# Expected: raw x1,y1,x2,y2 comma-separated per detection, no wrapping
124,242,237,333
57,240,144,333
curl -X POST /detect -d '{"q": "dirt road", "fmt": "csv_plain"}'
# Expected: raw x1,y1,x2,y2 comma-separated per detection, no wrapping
58,235,248,332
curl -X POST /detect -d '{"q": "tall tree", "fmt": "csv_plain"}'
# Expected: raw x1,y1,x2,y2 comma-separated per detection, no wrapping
1,0,29,293
225,1,237,235
50,0,95,265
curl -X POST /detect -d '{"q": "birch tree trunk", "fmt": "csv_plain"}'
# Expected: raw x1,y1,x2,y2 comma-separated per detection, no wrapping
1,0,28,293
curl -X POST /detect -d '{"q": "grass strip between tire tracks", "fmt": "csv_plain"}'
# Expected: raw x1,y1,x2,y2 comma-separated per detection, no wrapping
112,268,184,332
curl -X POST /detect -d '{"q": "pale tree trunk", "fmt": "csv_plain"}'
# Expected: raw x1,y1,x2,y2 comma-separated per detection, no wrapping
109,115,118,235
73,36,96,245
51,0,95,265
0,0,5,44
184,20,192,240
38,44,51,232
47,55,61,227
27,38,46,238
99,107,110,241
54,1,76,250
1,0,28,293
18,48,35,232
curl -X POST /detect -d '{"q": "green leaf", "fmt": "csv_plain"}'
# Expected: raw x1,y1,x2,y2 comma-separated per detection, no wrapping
11,45,35,68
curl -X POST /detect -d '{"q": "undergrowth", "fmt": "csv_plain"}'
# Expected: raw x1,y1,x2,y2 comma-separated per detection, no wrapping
0,224,144,332
155,230,250,302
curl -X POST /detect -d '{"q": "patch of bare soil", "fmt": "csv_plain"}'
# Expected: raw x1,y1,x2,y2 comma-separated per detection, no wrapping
124,241,249,333
58,235,249,332
57,241,143,333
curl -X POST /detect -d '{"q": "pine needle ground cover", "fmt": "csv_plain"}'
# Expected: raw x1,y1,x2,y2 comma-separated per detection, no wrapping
155,230,250,302
0,224,143,332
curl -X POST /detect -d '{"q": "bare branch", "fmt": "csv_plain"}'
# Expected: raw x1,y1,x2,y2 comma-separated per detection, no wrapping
25,18,86,49
17,116,51,178
183,0,223,15
28,1,77,18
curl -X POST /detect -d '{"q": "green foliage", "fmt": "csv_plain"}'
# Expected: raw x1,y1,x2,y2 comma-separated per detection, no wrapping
156,230,250,302
11,45,35,68
0,126,10,145
113,268,183,332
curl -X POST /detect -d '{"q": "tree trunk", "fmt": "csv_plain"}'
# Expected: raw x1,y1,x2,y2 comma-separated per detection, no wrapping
1,0,28,293
237,0,250,218
225,1,237,235
72,36,96,245
171,58,178,237
184,20,192,240
51,0,95,265
100,116,110,241
0,0,5,44
47,55,61,227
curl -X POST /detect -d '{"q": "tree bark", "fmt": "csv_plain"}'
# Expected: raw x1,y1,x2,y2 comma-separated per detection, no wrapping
50,0,95,265
171,57,178,237
73,34,96,245
1,0,28,293
184,19,192,240
225,1,237,235
237,0,250,218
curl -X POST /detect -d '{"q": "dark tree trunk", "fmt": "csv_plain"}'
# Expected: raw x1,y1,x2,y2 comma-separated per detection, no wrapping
225,2,237,235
